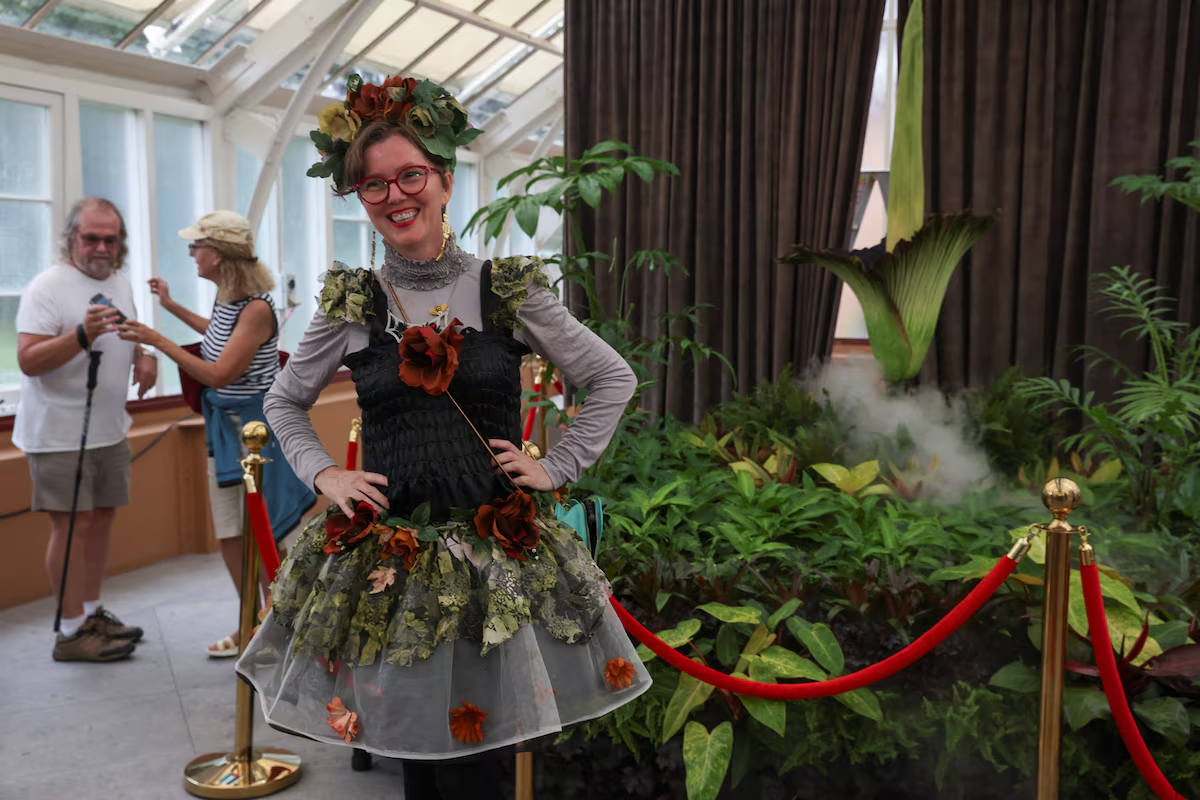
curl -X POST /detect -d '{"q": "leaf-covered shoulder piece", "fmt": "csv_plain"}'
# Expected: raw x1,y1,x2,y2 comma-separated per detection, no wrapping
319,264,376,329
489,255,550,332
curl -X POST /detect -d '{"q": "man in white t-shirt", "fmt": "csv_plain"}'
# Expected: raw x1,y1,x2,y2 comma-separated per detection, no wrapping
14,197,158,663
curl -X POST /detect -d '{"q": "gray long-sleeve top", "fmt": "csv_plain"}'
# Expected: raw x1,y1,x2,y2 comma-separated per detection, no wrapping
263,259,636,493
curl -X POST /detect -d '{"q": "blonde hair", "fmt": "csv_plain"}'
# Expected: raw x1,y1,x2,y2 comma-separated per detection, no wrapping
207,239,276,303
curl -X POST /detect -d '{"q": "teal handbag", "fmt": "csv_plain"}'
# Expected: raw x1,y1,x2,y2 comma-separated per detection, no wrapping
554,497,604,559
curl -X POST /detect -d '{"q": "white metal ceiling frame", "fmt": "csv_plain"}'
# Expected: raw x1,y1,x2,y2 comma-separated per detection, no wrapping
441,0,551,89
193,0,276,66
115,0,174,49
242,0,387,228
219,0,567,228
458,15,562,107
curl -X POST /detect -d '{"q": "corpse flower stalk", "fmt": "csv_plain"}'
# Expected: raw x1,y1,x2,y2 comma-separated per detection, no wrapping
781,0,994,385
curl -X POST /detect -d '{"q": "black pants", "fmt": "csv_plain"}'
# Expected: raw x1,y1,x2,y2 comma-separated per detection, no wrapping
402,753,503,800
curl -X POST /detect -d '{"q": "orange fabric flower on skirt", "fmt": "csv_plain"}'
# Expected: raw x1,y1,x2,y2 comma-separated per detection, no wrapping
448,701,487,745
327,697,360,743
604,658,638,692
474,489,540,560
379,525,422,571
398,319,464,396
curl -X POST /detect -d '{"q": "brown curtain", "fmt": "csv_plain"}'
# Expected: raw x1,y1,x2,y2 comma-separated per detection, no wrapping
900,0,1200,394
564,0,885,421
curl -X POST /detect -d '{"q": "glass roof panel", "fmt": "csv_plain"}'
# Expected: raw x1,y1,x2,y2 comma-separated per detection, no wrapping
243,0,306,32
495,33,561,96
478,0,548,27
359,7,458,71
412,25,507,89
0,1,44,27
7,0,564,156
34,0,142,46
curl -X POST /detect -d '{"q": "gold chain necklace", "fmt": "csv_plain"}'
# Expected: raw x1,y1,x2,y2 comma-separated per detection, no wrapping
382,271,462,328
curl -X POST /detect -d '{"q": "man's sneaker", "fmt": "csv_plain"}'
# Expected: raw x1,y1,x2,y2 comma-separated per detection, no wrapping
86,607,144,642
53,627,135,663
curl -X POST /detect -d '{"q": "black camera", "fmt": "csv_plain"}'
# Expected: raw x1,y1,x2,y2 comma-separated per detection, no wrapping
89,293,128,325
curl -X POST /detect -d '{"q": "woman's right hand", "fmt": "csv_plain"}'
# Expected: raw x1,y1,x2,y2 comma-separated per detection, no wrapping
314,466,390,518
148,277,172,307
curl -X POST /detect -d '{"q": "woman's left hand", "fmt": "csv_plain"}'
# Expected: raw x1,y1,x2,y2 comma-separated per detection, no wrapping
117,320,164,349
489,438,554,492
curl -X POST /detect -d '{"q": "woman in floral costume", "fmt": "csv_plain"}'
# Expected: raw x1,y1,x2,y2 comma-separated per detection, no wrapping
235,75,650,797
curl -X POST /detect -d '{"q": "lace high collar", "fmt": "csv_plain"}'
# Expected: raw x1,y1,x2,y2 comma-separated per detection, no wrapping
379,239,473,291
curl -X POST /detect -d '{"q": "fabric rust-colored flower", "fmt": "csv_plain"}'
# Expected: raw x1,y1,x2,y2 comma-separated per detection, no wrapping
448,701,487,745
327,697,360,743
474,490,540,560
379,525,421,571
382,77,419,120
604,657,638,691
398,319,464,396
324,501,379,555
348,75,410,120
367,566,397,594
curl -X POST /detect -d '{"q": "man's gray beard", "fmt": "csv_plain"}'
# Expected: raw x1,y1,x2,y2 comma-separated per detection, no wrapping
75,258,115,280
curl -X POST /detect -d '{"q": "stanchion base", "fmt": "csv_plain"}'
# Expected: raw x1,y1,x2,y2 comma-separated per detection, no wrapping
183,749,302,799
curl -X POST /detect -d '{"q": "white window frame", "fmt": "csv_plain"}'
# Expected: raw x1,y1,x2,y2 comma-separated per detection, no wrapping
0,83,64,416
0,57,214,412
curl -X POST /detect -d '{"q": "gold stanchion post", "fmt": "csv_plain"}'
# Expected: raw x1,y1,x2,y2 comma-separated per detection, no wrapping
183,422,302,798
533,359,548,457
1036,477,1082,800
515,748,534,800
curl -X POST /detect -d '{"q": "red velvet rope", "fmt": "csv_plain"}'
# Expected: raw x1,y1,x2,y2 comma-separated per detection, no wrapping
1080,562,1186,800
346,440,358,471
522,381,542,441
610,554,1017,699
245,490,282,584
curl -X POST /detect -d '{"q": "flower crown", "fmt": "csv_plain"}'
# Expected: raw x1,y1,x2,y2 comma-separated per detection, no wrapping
307,74,483,191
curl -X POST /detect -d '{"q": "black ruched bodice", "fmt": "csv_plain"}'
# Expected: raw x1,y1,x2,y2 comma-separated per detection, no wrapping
344,263,530,520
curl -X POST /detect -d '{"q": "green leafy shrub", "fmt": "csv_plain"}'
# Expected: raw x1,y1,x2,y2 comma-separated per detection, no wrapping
1018,266,1200,528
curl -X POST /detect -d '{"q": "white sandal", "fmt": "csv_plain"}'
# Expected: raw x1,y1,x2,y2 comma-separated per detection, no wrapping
206,634,239,658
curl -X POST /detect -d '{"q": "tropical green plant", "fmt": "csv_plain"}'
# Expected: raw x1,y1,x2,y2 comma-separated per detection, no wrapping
1017,266,1200,527
463,140,733,404
963,366,1066,478
810,459,893,498
779,0,994,385
1110,141,1200,213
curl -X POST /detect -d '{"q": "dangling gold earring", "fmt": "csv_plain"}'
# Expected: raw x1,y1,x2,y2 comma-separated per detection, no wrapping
370,230,377,269
436,209,453,261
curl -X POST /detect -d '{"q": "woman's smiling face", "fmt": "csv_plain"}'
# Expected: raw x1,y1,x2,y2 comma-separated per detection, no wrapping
359,133,453,261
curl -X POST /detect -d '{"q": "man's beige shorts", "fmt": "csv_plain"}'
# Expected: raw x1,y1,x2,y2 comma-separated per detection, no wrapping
26,440,132,512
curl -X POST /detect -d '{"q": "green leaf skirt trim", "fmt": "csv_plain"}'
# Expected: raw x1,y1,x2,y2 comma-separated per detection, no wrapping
270,506,613,669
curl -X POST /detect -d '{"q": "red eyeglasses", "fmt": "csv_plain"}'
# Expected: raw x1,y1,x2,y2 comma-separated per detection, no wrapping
354,165,437,204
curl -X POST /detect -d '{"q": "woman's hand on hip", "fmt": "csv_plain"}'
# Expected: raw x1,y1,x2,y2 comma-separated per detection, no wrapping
489,439,554,492
315,466,390,518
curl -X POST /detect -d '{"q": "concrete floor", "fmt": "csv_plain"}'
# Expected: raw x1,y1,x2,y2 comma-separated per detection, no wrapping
0,553,405,800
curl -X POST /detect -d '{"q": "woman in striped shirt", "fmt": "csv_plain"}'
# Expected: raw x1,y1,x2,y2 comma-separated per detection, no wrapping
118,210,314,657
